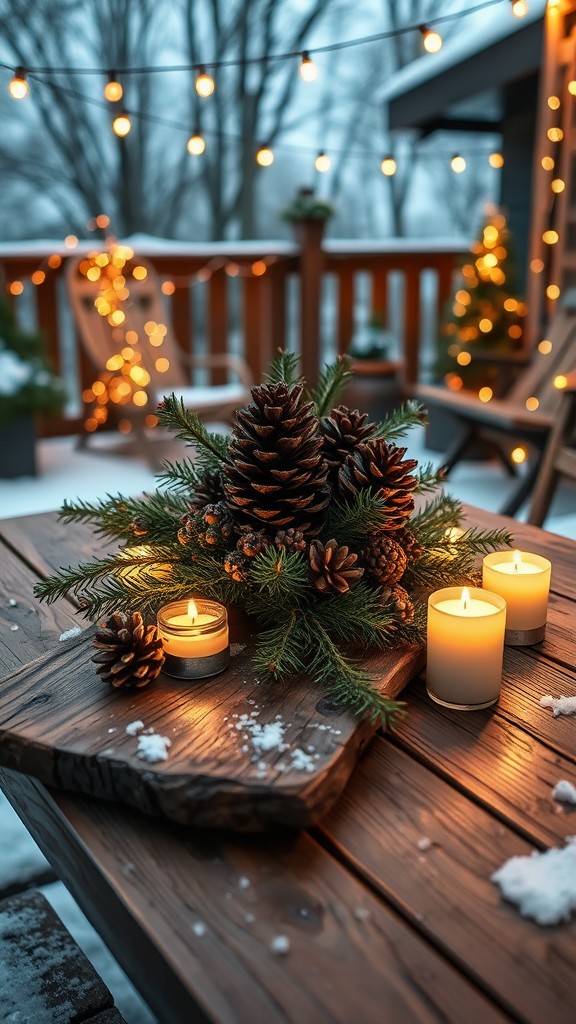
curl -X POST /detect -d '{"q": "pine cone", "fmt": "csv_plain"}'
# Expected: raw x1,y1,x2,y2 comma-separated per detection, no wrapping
177,513,195,547
360,534,407,586
309,539,364,594
91,611,165,688
382,584,414,626
189,469,225,509
237,530,269,558
129,515,148,538
224,382,330,534
274,527,307,552
336,439,418,530
179,502,234,548
395,527,424,564
224,551,250,582
321,405,377,477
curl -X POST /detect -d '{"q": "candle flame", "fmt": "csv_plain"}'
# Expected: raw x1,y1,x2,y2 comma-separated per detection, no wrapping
512,549,522,573
187,598,198,622
461,587,470,610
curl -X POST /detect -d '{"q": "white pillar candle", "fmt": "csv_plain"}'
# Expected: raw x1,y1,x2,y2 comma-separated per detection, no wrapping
427,586,506,710
483,550,551,645
157,598,229,679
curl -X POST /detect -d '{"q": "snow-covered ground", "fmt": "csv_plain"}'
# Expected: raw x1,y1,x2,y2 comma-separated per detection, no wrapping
0,424,574,1024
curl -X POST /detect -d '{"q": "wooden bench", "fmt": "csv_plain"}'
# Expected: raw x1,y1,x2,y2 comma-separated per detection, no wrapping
0,889,126,1024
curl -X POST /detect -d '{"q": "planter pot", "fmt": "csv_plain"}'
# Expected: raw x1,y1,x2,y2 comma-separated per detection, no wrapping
343,360,403,420
0,415,37,478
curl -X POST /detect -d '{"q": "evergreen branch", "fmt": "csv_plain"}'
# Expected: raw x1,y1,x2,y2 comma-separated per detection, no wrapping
34,547,183,606
312,583,398,648
456,526,514,555
247,546,309,605
264,350,301,387
323,490,390,545
156,394,229,470
252,612,302,679
373,401,427,440
409,493,464,545
156,456,200,493
414,462,446,494
310,355,352,418
59,492,186,543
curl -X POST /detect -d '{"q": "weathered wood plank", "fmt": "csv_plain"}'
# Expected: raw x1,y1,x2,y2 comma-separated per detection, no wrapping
392,682,575,848
0,769,511,1024
0,631,423,831
320,739,576,1024
0,512,111,581
0,889,118,1022
497,644,576,765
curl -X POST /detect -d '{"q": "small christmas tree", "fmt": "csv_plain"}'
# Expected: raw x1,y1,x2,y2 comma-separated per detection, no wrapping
436,209,527,395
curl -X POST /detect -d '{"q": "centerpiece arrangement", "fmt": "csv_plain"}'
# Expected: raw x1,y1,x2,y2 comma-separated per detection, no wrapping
36,354,511,727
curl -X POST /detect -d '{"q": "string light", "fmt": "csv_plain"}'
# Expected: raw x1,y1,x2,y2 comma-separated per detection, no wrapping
315,150,331,172
547,126,563,142
187,129,206,155
299,52,317,82
551,178,565,193
9,67,29,99
511,447,526,464
541,155,555,170
569,81,576,96
420,26,443,53
255,144,274,166
525,397,539,411
488,152,504,168
510,0,528,16
542,229,559,245
478,387,493,402
547,95,561,110
112,111,131,137
195,66,215,97
104,72,123,103
451,154,466,173
380,155,397,176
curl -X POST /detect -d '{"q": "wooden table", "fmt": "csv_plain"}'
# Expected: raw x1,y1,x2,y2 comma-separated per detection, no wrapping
0,507,575,1024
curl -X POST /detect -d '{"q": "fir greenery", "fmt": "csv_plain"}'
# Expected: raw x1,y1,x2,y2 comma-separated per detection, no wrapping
35,356,513,729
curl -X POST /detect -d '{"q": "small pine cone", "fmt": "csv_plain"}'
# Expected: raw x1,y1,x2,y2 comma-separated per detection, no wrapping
361,534,407,586
189,469,225,509
382,585,414,626
321,405,377,477
224,551,250,582
395,527,424,564
91,611,165,688
129,515,149,538
177,513,195,546
309,539,364,594
237,530,269,558
274,527,307,553
196,502,234,547
336,439,418,531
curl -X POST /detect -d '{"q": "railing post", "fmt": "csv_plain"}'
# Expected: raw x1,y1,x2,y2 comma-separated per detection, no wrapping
295,219,325,383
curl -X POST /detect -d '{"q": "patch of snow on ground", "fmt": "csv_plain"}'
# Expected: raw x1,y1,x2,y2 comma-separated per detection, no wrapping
59,626,82,642
552,780,576,806
136,733,171,763
491,840,576,925
540,694,576,717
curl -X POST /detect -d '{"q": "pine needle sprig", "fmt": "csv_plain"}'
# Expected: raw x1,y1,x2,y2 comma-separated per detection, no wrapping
409,493,463,545
323,490,389,545
253,613,302,679
264,351,301,387
311,583,398,649
33,546,182,607
373,401,427,440
414,462,446,494
156,456,200,493
59,492,186,543
156,394,229,470
247,546,310,605
310,355,352,418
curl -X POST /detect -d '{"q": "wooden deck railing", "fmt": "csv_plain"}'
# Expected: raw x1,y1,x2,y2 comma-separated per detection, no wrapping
0,228,468,437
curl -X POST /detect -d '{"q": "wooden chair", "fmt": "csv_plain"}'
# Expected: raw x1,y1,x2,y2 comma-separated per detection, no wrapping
527,371,576,527
416,300,576,516
66,255,253,468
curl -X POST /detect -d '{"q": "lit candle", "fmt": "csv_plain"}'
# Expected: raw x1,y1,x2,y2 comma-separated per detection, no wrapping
427,586,506,710
157,598,229,679
483,549,551,646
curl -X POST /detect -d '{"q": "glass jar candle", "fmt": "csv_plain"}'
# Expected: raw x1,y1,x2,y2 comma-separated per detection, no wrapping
483,550,551,645
157,598,229,680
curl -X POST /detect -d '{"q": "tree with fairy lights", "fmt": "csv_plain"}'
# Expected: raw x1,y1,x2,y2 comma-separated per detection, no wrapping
435,209,527,397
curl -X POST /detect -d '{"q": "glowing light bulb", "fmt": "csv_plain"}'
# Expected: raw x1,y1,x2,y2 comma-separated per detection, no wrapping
548,95,561,110
187,130,206,156
478,387,493,403
511,0,528,16
511,447,526,464
542,229,559,245
551,178,565,193
488,152,504,168
9,68,29,99
315,150,331,173
112,111,131,137
421,26,443,53
256,144,274,167
195,66,215,97
300,51,317,82
380,155,397,176
554,374,568,389
104,73,123,103
451,154,466,173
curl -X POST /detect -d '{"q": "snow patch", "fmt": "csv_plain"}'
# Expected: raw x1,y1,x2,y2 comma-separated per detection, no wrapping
59,626,82,642
540,694,576,717
417,837,433,852
552,780,576,806
270,934,290,955
125,719,145,736
491,840,576,925
136,733,171,763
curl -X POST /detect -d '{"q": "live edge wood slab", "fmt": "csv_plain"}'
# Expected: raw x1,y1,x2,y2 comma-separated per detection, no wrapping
0,626,423,832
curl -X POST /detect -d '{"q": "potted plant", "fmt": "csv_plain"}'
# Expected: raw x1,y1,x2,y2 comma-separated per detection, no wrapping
280,187,335,227
344,315,402,419
0,296,65,478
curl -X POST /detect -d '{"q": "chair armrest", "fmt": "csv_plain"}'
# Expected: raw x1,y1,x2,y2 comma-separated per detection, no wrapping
181,353,254,388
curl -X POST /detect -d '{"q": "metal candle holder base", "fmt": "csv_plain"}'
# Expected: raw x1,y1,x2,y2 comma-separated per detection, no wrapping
427,689,499,712
504,624,546,646
163,648,230,680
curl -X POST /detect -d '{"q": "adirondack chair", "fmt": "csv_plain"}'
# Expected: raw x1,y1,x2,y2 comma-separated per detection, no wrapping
527,371,576,526
416,300,576,516
66,255,253,468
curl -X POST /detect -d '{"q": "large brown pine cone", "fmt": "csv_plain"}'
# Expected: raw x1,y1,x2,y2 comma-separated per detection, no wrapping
91,611,165,688
395,527,424,564
336,439,418,530
360,534,407,586
224,382,330,534
309,539,364,594
320,405,377,477
189,469,225,509
382,584,415,626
